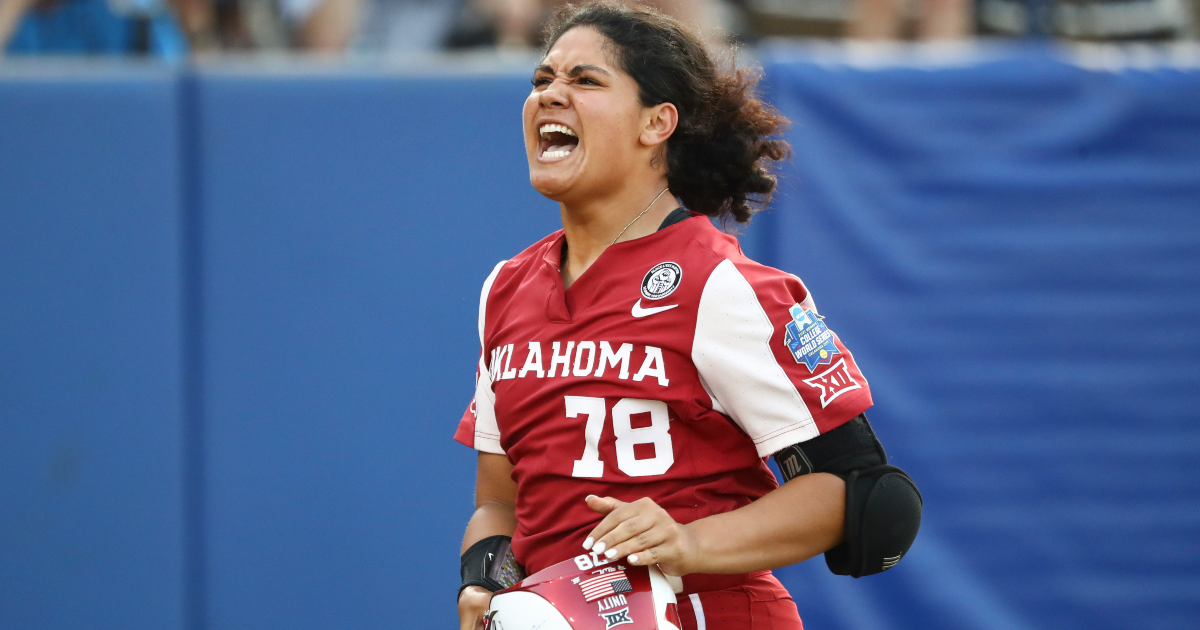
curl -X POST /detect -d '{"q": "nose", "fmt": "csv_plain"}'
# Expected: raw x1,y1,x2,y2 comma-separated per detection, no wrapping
538,81,568,109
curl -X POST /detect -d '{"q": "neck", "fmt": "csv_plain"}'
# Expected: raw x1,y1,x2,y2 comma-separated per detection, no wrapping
559,177,674,288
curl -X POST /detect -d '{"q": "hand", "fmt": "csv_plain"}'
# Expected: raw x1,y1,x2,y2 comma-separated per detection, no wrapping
582,495,700,577
458,585,493,630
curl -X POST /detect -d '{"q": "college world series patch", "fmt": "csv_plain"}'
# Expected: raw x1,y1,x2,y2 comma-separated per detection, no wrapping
783,304,840,372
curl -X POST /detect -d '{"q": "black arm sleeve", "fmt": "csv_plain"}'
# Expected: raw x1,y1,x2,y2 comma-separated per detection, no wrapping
774,414,886,482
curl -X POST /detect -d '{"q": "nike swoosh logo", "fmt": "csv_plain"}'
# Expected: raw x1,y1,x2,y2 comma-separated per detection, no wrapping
632,299,679,318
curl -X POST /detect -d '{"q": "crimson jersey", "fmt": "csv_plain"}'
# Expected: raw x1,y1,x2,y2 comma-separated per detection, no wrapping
455,214,872,575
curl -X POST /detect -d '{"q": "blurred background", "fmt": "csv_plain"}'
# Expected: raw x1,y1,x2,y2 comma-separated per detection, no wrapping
4,0,1200,56
1,1,1198,629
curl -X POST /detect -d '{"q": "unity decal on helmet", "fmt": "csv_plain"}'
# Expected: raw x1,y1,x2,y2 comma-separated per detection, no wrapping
591,584,633,628
784,304,841,372
641,262,682,300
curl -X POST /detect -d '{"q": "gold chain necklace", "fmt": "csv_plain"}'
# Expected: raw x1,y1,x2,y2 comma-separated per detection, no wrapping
611,187,671,245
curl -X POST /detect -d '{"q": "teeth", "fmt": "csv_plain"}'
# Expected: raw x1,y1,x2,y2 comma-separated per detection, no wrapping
539,123,576,138
542,149,572,158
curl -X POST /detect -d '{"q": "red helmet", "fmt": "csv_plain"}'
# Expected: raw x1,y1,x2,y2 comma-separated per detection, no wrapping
484,554,681,630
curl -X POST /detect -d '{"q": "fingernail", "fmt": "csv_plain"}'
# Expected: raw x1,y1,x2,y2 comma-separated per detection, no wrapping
629,554,639,564
605,548,618,559
593,542,606,555
583,537,594,550
585,494,598,501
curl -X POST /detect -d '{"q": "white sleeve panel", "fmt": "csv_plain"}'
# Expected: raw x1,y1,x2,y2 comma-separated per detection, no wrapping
478,260,508,345
692,259,820,457
472,260,508,455
472,358,504,454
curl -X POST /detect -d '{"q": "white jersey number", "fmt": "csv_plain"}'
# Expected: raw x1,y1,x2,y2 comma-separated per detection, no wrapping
567,396,674,478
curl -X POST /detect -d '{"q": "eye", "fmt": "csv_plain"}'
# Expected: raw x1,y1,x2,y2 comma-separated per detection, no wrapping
577,77,601,86
532,76,552,87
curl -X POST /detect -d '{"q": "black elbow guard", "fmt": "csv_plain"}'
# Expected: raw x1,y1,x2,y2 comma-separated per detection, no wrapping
825,464,922,577
459,535,526,599
774,414,923,578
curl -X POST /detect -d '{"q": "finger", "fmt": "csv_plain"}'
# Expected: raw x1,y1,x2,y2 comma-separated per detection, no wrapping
584,494,623,515
588,496,671,555
584,500,648,554
459,607,480,630
459,605,485,630
631,523,696,576
627,541,685,572
594,516,656,559
458,586,492,608
607,523,673,562
582,496,628,550
590,496,670,555
458,588,492,630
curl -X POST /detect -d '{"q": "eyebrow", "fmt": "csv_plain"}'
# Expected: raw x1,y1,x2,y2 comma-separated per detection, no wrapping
533,64,612,78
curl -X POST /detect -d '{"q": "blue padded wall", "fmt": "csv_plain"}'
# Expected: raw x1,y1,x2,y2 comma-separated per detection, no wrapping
0,68,186,630
760,49,1200,630
193,68,561,630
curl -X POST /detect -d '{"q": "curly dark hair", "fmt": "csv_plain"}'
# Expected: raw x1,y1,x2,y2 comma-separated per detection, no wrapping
543,2,791,225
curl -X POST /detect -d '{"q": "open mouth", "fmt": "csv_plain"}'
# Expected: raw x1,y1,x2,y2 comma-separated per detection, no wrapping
538,123,579,159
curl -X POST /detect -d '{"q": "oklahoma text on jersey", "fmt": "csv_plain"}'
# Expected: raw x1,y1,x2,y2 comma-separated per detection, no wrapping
487,341,669,386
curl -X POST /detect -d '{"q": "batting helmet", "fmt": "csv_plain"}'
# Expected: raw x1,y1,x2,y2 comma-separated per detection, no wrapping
484,555,680,630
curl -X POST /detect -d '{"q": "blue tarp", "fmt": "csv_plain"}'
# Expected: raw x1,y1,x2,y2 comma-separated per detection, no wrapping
756,45,1200,630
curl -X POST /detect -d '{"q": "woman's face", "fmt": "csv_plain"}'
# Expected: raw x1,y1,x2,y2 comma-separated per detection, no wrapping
523,27,655,202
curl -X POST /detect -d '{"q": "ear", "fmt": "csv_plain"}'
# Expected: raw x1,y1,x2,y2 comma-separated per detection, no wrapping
639,102,678,147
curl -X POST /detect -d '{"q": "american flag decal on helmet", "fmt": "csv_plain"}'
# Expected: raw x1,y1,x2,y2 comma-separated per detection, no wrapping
578,570,633,602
